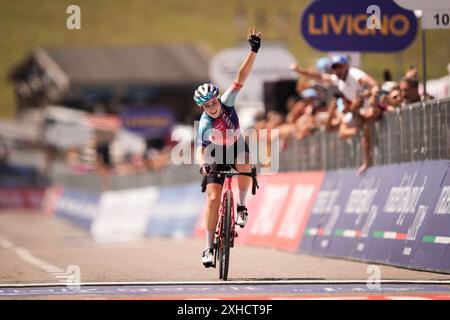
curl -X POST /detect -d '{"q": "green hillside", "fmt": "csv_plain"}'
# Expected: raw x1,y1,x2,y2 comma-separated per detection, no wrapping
1,0,449,118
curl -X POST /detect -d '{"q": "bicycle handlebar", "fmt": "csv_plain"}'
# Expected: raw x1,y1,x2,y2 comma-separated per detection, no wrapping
201,167,259,195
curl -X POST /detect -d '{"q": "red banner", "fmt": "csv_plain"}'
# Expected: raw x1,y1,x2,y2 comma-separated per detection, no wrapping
239,172,325,251
0,188,46,209
193,171,325,252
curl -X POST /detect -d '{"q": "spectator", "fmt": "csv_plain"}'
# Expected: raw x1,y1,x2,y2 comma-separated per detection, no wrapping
253,110,267,131
291,55,381,121
286,96,306,125
399,77,422,104
295,56,341,108
338,96,364,140
324,96,345,132
381,81,398,95
379,81,398,109
405,65,419,79
291,55,380,175
293,88,321,140
385,88,403,113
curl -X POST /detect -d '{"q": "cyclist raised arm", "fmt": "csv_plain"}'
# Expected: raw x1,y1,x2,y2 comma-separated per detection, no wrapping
194,27,262,268
235,27,262,85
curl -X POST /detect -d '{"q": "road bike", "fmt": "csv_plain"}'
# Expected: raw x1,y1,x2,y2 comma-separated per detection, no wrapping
202,165,258,280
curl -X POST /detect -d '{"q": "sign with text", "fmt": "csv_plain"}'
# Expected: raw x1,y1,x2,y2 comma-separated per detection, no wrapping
422,11,450,29
120,106,174,139
301,0,418,52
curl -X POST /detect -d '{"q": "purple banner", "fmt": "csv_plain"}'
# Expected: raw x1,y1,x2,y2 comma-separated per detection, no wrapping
301,160,450,273
411,162,450,272
328,165,395,260
300,0,417,52
299,169,358,255
120,106,175,138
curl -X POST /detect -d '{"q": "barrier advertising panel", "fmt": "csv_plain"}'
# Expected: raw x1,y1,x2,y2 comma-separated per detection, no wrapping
244,172,325,251
147,183,204,238
0,188,46,209
300,169,357,255
411,162,450,272
301,160,450,273
91,186,159,242
54,188,101,230
373,161,449,269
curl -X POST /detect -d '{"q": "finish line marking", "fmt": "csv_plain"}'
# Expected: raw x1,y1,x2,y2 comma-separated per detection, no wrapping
2,279,450,288
2,284,450,298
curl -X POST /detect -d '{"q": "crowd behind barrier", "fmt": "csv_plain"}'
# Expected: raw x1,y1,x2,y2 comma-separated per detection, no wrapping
279,98,450,172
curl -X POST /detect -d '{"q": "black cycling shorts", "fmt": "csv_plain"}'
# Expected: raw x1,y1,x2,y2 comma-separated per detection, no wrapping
204,138,250,186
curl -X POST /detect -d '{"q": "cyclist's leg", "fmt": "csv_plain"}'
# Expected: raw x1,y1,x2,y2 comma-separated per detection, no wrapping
234,138,252,227
234,138,252,206
205,182,223,247
235,156,251,205
202,164,225,267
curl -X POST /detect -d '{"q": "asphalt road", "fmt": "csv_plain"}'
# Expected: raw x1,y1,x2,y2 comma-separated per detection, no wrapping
1,209,450,300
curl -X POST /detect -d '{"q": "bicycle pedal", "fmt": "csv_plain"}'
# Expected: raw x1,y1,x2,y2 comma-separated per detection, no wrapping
235,232,238,238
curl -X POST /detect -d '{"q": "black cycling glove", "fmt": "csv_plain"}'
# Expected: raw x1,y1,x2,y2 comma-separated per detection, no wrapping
199,163,211,176
248,35,261,53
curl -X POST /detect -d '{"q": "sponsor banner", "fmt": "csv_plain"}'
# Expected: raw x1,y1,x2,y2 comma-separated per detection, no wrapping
147,183,204,238
410,161,450,272
244,172,325,251
360,161,448,268
301,0,417,52
234,176,266,245
299,169,359,255
91,186,159,242
0,188,46,209
334,165,401,261
55,188,101,230
301,160,450,273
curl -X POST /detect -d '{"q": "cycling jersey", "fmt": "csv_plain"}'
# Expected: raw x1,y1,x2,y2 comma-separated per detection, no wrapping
197,83,242,147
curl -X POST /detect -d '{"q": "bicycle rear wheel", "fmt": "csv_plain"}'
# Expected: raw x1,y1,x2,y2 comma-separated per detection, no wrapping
219,190,232,281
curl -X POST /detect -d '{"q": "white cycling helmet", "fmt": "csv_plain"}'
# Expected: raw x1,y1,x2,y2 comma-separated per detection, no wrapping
194,83,219,107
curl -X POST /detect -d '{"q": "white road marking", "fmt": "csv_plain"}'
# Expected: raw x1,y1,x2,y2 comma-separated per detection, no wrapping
0,234,65,276
13,247,64,273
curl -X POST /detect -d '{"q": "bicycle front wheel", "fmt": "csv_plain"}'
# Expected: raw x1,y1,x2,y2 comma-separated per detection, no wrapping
219,190,232,281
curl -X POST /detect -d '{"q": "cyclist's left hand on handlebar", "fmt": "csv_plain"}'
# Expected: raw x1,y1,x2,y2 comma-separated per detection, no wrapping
248,26,262,53
199,163,212,176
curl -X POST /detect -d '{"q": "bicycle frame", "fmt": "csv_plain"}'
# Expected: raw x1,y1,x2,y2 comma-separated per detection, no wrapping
215,175,236,251
203,167,258,280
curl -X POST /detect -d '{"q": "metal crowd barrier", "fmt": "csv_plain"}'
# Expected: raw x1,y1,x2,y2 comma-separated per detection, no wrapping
53,98,449,191
279,97,450,172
